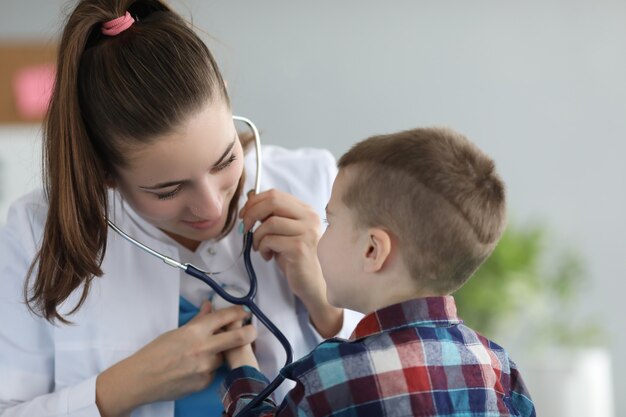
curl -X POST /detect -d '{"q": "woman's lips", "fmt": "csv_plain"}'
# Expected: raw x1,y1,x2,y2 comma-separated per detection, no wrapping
182,218,219,230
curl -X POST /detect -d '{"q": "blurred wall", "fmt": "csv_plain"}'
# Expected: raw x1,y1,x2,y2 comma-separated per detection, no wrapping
1,1,625,415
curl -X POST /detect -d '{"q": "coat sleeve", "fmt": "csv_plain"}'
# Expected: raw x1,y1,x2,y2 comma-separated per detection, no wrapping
221,366,305,417
0,194,101,416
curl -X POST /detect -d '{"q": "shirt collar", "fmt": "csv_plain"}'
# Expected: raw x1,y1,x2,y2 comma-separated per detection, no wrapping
349,296,461,341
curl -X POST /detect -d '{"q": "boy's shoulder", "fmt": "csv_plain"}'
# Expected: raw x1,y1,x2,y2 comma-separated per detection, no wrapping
286,319,516,382
284,327,417,384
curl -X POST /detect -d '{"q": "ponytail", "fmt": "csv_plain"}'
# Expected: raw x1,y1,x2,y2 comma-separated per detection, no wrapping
26,2,113,323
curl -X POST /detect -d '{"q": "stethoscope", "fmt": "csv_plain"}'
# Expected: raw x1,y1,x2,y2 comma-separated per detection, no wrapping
106,116,292,416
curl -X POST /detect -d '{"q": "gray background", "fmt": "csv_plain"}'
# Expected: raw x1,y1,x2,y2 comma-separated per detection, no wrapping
1,0,625,415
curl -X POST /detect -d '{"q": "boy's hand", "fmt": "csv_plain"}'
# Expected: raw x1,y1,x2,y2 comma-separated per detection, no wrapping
224,317,259,370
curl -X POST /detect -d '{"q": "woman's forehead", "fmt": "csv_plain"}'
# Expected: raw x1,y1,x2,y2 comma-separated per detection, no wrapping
117,102,235,178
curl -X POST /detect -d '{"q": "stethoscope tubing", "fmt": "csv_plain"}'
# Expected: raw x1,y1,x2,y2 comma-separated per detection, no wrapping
184,231,293,415
232,115,262,195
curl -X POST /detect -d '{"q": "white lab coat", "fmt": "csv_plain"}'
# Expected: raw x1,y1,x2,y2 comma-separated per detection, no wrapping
0,145,362,417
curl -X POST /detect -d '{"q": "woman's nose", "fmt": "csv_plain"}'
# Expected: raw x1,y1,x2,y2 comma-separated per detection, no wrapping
189,179,223,219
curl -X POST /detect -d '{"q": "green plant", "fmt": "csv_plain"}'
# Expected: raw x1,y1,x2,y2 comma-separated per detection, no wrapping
454,222,603,348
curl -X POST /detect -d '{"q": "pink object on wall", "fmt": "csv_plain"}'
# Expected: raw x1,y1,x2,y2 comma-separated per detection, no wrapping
12,63,55,119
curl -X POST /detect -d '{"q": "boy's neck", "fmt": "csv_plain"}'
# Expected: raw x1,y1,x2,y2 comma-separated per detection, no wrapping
360,276,444,314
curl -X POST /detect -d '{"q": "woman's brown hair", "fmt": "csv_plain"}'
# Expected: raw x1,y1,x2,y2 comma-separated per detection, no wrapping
27,0,237,323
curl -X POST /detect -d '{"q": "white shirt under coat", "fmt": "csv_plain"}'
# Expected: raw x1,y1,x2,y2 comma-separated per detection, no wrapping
0,145,362,417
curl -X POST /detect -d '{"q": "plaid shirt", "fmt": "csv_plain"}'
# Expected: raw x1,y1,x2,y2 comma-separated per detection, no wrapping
221,296,536,417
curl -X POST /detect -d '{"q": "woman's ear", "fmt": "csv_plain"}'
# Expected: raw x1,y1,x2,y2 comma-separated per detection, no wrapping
363,227,392,273
104,173,116,188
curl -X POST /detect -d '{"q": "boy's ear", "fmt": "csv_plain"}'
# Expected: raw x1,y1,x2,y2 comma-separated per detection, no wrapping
363,227,392,273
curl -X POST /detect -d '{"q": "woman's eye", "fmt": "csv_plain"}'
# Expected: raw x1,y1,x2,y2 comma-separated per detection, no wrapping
214,154,237,172
155,187,181,200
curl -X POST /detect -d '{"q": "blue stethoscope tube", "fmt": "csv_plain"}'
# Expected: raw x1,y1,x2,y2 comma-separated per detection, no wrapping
185,231,293,415
106,115,292,416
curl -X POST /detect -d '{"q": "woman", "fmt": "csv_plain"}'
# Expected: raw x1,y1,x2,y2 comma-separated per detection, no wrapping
0,1,360,416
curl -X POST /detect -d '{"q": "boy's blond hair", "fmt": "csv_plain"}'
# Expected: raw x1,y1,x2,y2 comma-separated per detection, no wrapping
337,127,506,294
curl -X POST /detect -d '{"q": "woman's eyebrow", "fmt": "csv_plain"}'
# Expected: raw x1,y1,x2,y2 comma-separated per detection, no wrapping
139,134,237,191
139,179,189,191
213,135,237,166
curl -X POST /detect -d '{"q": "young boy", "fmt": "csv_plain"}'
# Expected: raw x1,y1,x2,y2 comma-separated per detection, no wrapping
220,127,536,416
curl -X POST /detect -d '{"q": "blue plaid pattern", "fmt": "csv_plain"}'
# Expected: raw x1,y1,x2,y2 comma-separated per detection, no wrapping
221,296,536,416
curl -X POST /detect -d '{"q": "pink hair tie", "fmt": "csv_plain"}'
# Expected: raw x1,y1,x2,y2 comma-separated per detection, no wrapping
101,11,135,36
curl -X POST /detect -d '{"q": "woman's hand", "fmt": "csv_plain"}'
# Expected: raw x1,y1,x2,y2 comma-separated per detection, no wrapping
95,302,256,417
239,189,343,338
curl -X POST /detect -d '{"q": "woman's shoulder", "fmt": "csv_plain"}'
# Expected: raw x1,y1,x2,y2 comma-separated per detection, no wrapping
1,189,47,252
249,144,337,207
3,188,47,225
260,144,336,167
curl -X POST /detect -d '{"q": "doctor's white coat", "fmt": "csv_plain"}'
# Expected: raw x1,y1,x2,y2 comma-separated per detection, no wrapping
0,145,362,417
